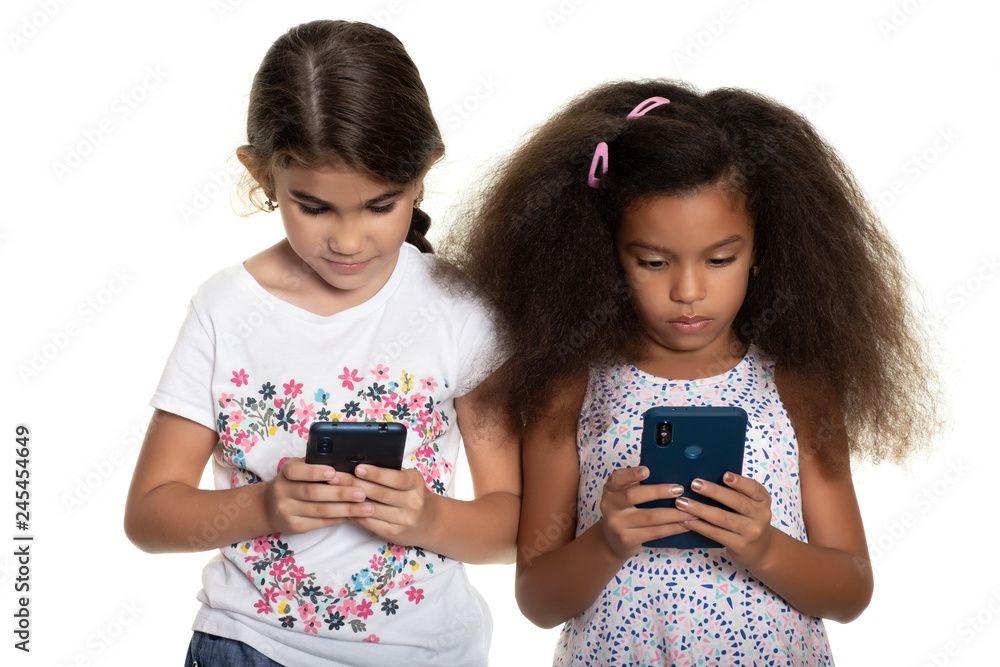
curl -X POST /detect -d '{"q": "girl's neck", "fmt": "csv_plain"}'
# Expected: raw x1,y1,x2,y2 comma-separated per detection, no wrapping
243,240,399,317
631,334,747,381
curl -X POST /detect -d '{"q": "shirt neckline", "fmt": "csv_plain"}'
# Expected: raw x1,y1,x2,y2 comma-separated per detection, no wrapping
626,346,757,387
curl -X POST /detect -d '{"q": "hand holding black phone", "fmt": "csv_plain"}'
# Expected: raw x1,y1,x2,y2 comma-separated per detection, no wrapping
305,421,407,475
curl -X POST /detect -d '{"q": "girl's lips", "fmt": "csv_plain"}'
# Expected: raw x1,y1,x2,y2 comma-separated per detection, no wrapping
326,258,370,275
668,318,711,333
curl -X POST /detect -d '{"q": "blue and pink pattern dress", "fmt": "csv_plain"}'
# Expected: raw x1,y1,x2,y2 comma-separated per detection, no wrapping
554,347,834,666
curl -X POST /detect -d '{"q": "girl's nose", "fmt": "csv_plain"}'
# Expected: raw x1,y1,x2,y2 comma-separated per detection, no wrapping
327,219,364,256
671,266,706,304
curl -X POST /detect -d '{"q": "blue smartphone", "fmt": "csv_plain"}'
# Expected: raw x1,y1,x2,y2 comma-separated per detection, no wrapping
305,421,407,475
638,406,748,549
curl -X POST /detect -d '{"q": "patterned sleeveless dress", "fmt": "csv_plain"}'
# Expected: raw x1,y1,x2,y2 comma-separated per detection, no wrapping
553,347,834,666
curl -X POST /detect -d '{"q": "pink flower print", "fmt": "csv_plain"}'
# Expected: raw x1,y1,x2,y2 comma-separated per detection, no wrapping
231,369,249,387
283,379,303,398
420,377,438,392
263,587,279,604
390,544,407,562
298,399,317,422
356,599,374,620
243,434,259,453
370,555,385,570
291,422,309,439
269,563,286,579
339,367,363,390
337,587,348,598
303,616,320,634
363,634,380,643
407,394,425,412
220,392,235,406
400,573,414,587
406,586,425,604
253,537,270,554
254,600,271,615
229,409,245,425
279,581,296,599
372,364,391,380
298,602,316,619
289,565,307,585
274,398,283,409
367,400,388,420
338,599,356,617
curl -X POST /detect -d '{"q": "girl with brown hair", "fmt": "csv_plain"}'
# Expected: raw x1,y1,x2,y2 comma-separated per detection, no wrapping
125,20,519,666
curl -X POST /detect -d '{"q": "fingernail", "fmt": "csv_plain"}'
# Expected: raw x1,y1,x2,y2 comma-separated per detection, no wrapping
690,479,704,491
352,489,365,500
675,497,690,509
355,465,367,477
669,484,684,495
638,466,649,479
724,472,736,484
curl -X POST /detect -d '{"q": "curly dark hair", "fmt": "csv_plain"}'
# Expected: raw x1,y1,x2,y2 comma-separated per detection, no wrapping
446,79,937,465
237,20,443,252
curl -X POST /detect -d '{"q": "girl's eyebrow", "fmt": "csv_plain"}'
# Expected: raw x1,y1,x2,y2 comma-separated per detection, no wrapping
626,235,746,254
707,235,745,251
288,188,405,208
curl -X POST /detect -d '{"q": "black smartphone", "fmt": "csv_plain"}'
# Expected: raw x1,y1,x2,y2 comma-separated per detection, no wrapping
638,405,747,549
305,421,407,474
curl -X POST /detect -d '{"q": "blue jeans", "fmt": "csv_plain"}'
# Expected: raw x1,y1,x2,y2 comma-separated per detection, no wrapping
184,631,284,667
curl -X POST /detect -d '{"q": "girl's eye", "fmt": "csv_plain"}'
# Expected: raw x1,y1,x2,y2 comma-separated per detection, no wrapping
709,257,737,267
368,202,397,215
637,259,666,269
297,204,328,216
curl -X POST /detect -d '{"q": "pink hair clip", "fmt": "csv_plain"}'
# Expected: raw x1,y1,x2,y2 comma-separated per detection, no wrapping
588,142,609,189
626,96,671,119
588,96,671,188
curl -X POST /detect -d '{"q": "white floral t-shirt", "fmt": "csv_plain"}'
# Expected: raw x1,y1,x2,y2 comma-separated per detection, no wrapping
151,243,499,666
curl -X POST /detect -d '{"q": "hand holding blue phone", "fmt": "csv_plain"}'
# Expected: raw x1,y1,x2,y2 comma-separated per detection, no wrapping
638,406,747,549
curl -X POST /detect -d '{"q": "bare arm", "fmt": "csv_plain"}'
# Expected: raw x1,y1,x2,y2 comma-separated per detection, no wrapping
350,375,522,564
514,377,691,628
676,367,874,622
124,409,370,553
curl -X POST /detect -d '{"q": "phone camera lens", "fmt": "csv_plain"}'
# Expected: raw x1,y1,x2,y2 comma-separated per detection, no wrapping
318,436,333,455
656,422,673,446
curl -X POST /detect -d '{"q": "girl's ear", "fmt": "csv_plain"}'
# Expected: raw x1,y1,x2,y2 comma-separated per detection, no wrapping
237,145,275,200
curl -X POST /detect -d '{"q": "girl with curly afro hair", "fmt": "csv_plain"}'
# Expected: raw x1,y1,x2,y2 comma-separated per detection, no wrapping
448,79,938,665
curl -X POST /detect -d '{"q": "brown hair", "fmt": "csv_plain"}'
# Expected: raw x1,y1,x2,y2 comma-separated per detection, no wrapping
448,79,938,465
238,20,443,252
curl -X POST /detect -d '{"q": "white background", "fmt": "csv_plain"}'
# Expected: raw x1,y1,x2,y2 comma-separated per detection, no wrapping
2,1,998,665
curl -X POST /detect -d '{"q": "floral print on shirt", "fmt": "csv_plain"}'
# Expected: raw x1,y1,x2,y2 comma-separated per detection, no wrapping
217,365,452,493
215,364,454,638
235,533,444,641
